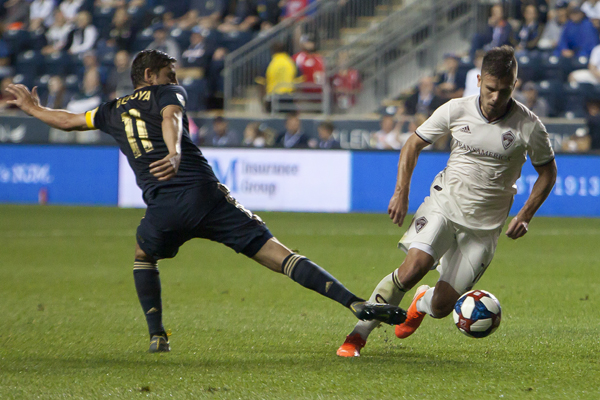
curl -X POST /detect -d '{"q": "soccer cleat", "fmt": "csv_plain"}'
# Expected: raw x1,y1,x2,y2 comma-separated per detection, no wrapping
350,301,407,325
336,333,366,357
149,334,170,353
395,285,430,339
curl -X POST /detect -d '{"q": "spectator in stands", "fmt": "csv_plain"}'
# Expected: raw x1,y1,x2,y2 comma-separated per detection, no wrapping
42,10,73,55
512,4,544,54
256,42,297,113
463,50,484,98
511,0,549,24
242,122,270,147
206,47,228,109
29,0,55,28
331,50,361,111
219,0,261,32
470,4,512,59
281,0,316,19
95,0,126,7
569,40,600,84
108,7,135,52
0,27,13,79
3,0,28,30
581,0,600,28
80,51,107,85
105,50,134,99
0,75,16,110
435,53,465,100
178,10,201,31
585,100,600,150
313,120,341,149
514,81,549,117
554,6,599,58
67,11,98,55
180,26,213,76
201,116,241,147
257,0,281,25
293,34,325,91
275,111,309,148
66,70,102,113
146,25,180,61
538,2,569,50
59,0,83,23
372,107,401,150
42,76,71,109
403,76,446,117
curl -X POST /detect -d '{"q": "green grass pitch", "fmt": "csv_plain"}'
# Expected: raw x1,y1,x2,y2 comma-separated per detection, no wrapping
1,205,599,399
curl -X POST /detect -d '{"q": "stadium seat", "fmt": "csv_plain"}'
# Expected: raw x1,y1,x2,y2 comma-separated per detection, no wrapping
536,80,563,117
539,55,566,82
180,77,208,111
93,6,116,38
43,52,71,76
457,57,474,80
132,28,155,53
566,56,589,76
33,74,51,100
219,31,254,52
170,28,191,50
4,29,27,55
27,29,47,51
562,81,593,118
15,50,44,81
12,73,33,88
517,53,541,83
64,74,80,92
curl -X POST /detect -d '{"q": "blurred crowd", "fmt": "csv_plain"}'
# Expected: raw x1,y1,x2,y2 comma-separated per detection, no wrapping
0,0,317,112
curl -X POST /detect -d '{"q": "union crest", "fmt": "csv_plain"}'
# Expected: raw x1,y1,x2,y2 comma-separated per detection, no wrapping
502,131,515,150
415,217,428,233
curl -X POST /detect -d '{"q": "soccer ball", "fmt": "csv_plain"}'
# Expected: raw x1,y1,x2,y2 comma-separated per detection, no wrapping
453,290,501,338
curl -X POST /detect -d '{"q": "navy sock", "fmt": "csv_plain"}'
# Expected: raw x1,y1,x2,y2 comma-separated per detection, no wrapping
282,254,363,308
133,260,165,337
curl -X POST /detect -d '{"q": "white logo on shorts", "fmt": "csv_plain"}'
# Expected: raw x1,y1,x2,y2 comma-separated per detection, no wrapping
415,217,428,233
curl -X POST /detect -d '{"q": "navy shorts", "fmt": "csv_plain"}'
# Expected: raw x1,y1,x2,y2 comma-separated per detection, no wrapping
136,182,273,260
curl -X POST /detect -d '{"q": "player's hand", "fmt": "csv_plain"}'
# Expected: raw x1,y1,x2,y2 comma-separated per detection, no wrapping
388,190,408,227
505,216,529,240
149,153,181,181
5,84,41,115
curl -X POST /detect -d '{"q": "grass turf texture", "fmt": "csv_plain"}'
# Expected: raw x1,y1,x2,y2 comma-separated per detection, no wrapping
1,205,599,399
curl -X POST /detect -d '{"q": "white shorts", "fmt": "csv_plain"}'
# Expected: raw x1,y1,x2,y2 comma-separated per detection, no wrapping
398,196,502,293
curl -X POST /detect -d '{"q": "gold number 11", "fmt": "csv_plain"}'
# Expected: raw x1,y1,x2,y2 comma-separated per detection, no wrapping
121,109,153,158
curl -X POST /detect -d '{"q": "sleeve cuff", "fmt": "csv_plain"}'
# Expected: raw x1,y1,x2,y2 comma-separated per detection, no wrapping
415,130,433,144
532,156,555,167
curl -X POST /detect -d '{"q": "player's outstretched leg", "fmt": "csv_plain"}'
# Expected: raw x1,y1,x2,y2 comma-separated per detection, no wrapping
337,271,407,357
252,239,407,326
133,253,170,352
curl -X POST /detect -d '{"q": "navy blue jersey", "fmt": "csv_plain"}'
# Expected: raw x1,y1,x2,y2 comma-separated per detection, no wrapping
86,84,217,199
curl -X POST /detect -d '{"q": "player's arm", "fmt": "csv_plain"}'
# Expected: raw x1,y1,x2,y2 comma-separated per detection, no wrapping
149,104,183,181
6,84,91,131
506,159,557,240
388,133,431,227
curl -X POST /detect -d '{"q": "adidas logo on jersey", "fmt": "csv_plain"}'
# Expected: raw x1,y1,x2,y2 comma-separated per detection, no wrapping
459,125,471,133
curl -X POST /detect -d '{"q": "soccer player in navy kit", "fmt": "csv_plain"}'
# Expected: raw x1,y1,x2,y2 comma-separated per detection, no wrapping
7,50,406,353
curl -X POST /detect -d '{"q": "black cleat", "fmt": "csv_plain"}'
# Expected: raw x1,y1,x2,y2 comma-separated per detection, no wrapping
149,335,170,353
350,301,407,325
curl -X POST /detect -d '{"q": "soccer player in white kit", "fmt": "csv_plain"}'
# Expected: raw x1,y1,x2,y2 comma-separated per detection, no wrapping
337,46,558,357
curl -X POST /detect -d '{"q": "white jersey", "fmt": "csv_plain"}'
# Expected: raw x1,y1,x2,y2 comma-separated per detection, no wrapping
415,95,555,230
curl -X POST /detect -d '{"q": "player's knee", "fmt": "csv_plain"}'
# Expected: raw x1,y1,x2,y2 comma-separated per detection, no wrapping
135,243,155,262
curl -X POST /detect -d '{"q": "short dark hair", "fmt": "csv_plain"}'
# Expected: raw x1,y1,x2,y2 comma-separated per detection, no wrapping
131,49,176,88
271,41,285,55
481,45,517,80
319,120,334,133
286,110,299,120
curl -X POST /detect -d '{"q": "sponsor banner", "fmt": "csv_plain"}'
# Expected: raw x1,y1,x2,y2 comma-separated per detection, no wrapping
351,152,600,217
0,144,119,205
118,148,352,212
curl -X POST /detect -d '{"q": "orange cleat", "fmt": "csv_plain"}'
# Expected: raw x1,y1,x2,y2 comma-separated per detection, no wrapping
395,285,430,339
336,333,366,357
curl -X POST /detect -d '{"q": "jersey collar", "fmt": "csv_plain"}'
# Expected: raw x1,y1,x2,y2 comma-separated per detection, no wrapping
476,96,515,124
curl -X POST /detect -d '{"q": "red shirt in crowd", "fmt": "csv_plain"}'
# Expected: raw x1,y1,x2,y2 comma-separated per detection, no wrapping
293,51,325,92
332,69,361,109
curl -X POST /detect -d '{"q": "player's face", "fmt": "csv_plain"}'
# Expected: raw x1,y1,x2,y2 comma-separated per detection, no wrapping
153,64,178,85
477,72,516,121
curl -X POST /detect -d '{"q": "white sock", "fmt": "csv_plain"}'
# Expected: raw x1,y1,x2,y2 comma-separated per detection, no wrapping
416,287,435,316
350,272,406,340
